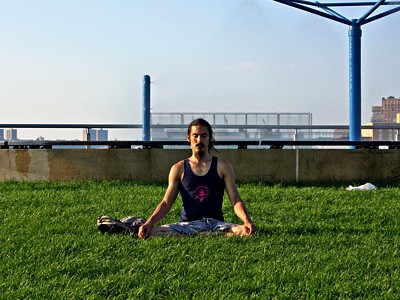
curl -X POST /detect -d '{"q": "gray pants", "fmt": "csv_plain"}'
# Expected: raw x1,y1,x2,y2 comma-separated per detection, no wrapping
161,218,237,235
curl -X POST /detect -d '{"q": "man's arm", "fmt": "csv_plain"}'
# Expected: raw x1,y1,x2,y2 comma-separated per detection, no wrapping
138,161,183,239
218,159,257,234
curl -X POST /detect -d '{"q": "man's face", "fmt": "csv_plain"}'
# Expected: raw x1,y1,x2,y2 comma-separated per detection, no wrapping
187,125,210,155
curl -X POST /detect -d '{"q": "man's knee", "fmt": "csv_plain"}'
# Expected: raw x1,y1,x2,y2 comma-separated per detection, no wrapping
151,226,183,237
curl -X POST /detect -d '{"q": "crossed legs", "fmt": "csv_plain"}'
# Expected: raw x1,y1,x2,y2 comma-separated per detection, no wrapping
147,224,252,238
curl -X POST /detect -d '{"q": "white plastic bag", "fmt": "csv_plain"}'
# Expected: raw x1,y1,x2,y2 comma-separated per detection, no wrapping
346,182,376,191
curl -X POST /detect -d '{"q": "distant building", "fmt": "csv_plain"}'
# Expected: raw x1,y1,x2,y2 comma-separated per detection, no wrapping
333,129,349,140
361,123,373,140
371,106,383,123
4,129,17,141
371,96,400,124
383,96,400,123
82,129,108,141
369,96,400,141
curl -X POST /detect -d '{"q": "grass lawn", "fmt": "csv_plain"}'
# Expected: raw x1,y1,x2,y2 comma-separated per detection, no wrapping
1,181,399,299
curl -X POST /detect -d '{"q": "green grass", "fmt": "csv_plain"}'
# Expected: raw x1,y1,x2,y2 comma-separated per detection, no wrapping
1,181,399,299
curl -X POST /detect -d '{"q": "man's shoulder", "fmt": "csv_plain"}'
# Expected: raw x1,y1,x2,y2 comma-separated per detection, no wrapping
170,160,185,173
215,156,234,176
168,160,185,182
173,159,185,167
215,156,230,166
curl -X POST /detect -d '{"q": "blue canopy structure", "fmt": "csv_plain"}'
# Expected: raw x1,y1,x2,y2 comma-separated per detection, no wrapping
272,0,400,142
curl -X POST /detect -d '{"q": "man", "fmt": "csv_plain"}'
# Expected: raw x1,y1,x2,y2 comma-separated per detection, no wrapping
138,118,257,239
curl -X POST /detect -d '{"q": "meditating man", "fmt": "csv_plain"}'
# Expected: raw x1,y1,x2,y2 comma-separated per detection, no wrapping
137,118,257,239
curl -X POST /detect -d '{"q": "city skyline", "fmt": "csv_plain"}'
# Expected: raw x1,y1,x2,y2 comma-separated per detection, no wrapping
3,96,400,142
0,1,399,140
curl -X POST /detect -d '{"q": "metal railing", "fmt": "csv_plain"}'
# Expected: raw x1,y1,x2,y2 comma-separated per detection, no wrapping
2,123,400,130
2,139,400,149
1,123,400,149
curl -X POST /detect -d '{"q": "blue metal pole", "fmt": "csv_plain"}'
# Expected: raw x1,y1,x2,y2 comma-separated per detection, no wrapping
142,75,151,141
348,20,362,142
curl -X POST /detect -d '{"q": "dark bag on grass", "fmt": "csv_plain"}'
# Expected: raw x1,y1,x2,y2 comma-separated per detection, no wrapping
97,215,146,235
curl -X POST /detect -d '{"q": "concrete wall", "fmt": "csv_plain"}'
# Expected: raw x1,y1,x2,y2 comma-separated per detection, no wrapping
1,149,400,183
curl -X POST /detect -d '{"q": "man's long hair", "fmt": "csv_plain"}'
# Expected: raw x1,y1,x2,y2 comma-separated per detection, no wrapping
187,118,215,153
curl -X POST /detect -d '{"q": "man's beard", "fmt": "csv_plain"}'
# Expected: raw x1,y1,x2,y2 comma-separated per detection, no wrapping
197,149,206,158
195,144,206,157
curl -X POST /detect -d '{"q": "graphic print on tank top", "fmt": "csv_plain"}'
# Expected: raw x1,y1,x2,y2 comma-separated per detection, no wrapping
194,186,209,202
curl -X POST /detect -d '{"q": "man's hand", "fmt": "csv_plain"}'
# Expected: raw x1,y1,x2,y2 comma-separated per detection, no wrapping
244,221,257,235
138,223,153,239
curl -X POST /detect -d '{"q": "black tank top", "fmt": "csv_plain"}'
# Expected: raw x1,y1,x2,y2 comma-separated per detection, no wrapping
178,156,225,222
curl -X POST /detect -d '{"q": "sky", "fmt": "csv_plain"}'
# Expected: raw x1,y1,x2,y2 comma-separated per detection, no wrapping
0,0,399,140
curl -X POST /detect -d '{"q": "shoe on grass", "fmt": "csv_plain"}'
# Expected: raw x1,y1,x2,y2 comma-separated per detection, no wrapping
97,215,146,235
119,216,147,235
